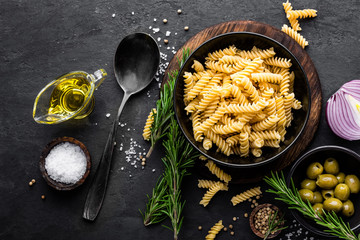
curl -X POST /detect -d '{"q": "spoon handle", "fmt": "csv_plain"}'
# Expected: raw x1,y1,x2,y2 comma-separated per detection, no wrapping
83,93,130,221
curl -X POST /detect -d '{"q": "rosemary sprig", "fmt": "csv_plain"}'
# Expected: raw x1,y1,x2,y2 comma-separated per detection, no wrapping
142,48,199,239
161,117,198,240
264,171,359,240
263,210,287,240
140,177,168,226
146,48,191,158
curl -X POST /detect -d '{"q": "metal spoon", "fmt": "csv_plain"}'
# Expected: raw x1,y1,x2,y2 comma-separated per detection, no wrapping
83,33,160,221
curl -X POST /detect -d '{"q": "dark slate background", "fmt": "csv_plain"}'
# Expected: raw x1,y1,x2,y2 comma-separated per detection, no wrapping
1,0,359,239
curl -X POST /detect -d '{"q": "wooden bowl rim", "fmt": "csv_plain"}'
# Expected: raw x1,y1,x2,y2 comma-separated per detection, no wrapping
249,203,284,239
39,136,91,191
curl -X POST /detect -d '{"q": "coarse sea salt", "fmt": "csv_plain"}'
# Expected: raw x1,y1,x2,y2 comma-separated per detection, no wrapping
45,142,87,184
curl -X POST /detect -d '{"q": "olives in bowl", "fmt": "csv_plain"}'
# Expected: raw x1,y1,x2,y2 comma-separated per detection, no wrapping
287,146,360,237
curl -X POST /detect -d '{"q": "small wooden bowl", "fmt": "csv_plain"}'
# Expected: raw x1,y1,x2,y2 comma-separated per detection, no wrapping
39,137,91,191
249,203,284,239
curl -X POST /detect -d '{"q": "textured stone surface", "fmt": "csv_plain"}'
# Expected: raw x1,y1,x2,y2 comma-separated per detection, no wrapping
0,0,359,239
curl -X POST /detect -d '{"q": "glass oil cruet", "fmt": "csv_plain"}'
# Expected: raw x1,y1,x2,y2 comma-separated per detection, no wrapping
33,69,107,124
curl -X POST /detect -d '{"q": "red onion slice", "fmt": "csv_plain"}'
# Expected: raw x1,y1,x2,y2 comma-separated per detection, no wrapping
326,80,360,140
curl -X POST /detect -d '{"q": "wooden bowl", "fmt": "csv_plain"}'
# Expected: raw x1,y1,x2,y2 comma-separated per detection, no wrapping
39,136,91,190
249,203,283,239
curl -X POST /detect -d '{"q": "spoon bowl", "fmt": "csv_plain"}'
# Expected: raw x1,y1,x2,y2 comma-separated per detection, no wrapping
114,33,160,94
83,33,160,221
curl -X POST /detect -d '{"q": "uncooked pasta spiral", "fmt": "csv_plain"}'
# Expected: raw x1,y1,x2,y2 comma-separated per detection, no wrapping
251,72,283,84
205,61,233,74
287,9,317,19
231,58,263,81
205,160,232,183
212,121,245,135
234,77,260,102
263,57,292,68
230,85,249,104
201,100,220,119
192,110,203,142
251,148,262,157
250,138,264,148
186,71,213,101
192,60,205,72
292,99,302,109
237,47,275,59
225,134,241,146
275,96,286,127
203,137,213,150
279,68,290,96
196,106,227,134
281,24,308,49
231,187,262,206
252,114,280,132
200,182,223,207
197,86,222,111
282,0,292,13
284,93,294,127
261,88,275,99
249,130,281,142
218,55,248,65
204,130,233,156
205,220,224,240
183,72,195,95
239,132,249,157
264,140,281,148
198,179,228,190
206,46,237,61
185,97,201,114
201,73,223,95
226,102,261,114
142,108,156,141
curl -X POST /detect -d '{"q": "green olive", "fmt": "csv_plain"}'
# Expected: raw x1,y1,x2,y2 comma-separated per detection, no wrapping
298,189,314,203
342,200,355,217
300,179,317,191
312,191,323,203
324,158,340,175
345,175,360,194
306,162,324,179
334,183,350,201
312,203,324,216
316,174,338,189
321,189,334,200
323,198,343,213
336,172,346,183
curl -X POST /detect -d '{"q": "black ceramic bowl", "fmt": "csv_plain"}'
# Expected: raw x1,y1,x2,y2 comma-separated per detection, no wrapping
287,146,360,237
174,32,310,167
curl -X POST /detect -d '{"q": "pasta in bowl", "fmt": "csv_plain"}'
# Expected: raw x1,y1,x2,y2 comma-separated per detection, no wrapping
174,32,310,167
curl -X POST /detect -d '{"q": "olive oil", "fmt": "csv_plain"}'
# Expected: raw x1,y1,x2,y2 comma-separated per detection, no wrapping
48,76,93,120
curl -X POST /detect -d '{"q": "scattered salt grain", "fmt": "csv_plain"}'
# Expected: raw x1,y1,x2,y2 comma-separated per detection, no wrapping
121,167,124,171
112,13,116,18
152,28,160,33
131,12,134,15
149,26,152,29
165,31,171,37
152,169,156,172
157,37,161,42
45,142,87,184
175,32,178,35
153,18,157,22
95,123,98,125
106,113,111,118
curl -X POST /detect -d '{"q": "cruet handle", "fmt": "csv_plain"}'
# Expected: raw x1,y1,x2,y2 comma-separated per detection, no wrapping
91,69,107,89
